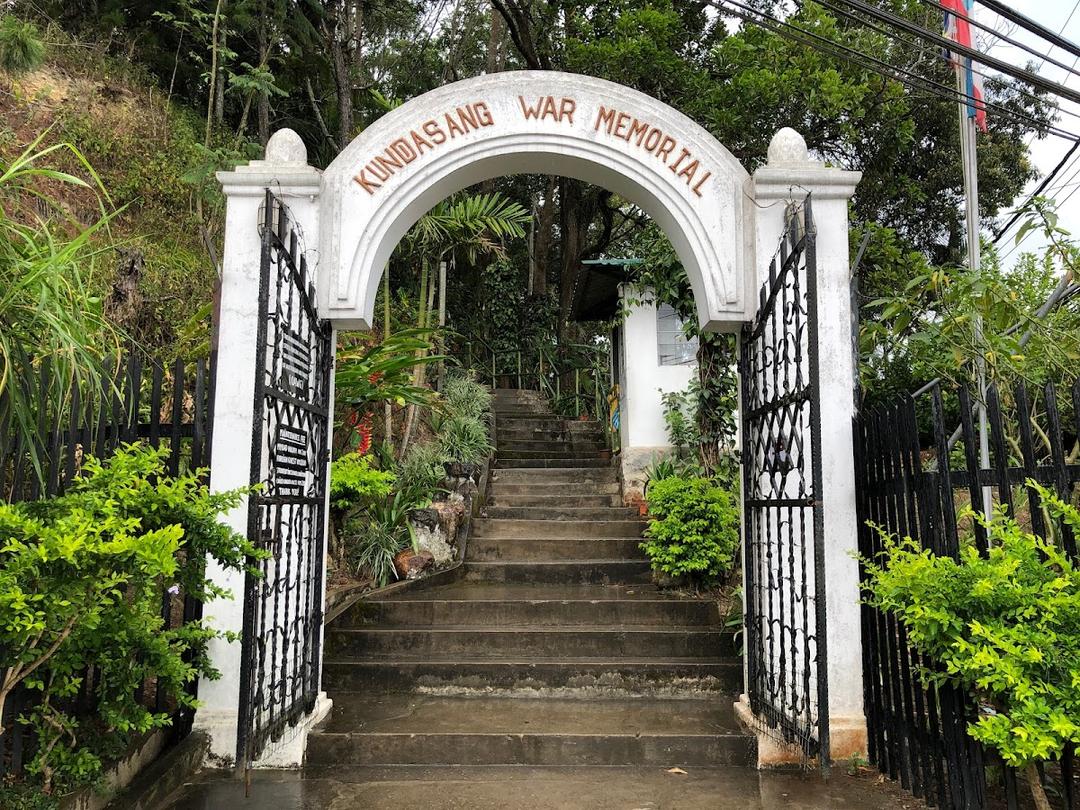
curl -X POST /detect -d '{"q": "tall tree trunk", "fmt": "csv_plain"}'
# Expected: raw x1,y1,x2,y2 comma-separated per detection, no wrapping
531,177,556,297
257,0,271,145
214,25,226,126
487,2,505,74
204,0,224,149
1025,764,1052,810
323,0,361,151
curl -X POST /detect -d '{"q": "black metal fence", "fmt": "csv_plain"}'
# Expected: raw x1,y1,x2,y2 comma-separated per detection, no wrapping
855,379,1079,808
0,353,214,780
740,196,829,766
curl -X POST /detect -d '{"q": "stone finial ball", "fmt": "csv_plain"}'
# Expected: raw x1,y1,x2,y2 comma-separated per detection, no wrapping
767,127,809,165
265,128,308,164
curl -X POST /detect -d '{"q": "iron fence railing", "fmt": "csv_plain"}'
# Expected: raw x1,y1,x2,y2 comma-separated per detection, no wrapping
0,352,214,781
462,338,616,446
856,379,1079,809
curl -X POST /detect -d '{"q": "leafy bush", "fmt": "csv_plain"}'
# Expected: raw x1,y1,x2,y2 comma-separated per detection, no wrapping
641,476,739,587
0,17,44,74
350,517,404,589
397,441,446,502
352,488,430,588
0,444,256,800
441,371,493,421
644,453,701,490
661,385,700,456
329,452,395,514
438,414,492,464
862,484,1080,810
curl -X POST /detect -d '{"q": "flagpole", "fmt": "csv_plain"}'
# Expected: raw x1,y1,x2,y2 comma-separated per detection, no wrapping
956,63,993,518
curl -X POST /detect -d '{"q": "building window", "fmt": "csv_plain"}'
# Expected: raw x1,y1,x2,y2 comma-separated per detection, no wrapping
656,303,698,365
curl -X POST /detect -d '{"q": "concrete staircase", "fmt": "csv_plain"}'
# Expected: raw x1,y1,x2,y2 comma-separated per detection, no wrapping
310,388,754,769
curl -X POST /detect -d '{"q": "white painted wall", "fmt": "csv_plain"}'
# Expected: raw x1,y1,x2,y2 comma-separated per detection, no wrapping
617,287,696,450
750,128,866,759
197,130,331,767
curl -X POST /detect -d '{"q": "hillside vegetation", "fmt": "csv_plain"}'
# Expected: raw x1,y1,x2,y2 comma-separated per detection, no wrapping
0,29,225,358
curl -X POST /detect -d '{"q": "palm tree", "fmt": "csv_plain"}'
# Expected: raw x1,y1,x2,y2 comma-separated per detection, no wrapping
394,191,530,456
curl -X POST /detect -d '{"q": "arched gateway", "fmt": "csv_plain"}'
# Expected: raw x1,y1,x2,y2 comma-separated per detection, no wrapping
201,71,865,774
319,72,755,332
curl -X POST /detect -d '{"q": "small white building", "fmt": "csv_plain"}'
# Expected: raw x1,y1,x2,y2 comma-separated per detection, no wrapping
613,286,698,503
570,263,700,505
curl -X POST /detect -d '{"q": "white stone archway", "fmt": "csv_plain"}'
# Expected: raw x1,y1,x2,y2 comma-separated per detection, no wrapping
318,71,755,332
201,72,867,770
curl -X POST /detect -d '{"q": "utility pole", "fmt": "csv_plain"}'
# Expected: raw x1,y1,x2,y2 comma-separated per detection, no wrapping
949,2,993,517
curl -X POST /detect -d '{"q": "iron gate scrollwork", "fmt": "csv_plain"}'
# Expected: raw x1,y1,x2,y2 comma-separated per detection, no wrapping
739,195,829,766
236,189,333,769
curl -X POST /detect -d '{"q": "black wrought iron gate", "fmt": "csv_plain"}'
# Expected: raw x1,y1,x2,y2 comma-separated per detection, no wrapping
739,195,829,766
236,190,333,769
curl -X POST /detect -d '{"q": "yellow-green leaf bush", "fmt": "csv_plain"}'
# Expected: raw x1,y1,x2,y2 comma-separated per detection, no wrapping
640,476,740,587
0,444,260,805
862,484,1080,772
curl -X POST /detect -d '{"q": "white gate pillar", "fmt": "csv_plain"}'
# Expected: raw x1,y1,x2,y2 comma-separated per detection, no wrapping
194,130,325,764
751,128,865,761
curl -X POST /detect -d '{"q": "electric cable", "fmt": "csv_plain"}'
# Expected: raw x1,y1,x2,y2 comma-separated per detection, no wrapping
917,0,1080,83
976,0,1080,62
828,0,1080,107
814,0,1078,124
993,140,1080,243
708,0,1080,141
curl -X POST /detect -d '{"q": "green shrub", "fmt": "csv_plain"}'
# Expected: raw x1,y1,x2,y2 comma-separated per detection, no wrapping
0,17,44,74
862,483,1080,809
350,517,404,589
641,476,739,587
330,452,395,514
0,444,257,800
438,414,492,464
397,441,446,502
661,385,699,456
441,371,492,421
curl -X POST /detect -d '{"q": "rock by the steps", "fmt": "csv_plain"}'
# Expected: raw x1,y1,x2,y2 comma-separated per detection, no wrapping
393,549,435,579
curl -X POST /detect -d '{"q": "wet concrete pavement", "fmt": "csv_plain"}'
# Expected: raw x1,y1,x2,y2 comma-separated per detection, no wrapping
159,765,919,809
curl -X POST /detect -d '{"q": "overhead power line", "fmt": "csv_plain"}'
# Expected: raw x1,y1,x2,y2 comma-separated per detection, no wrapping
918,0,1080,84
708,0,1080,141
830,0,1080,107
976,0,1080,63
993,140,1080,244
816,0,1080,124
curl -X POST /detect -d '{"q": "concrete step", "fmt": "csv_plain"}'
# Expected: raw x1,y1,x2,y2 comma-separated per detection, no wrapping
469,535,643,561
494,457,611,469
496,426,604,441
497,449,605,461
497,439,605,453
341,583,720,627
473,519,645,538
461,560,651,585
488,481,621,497
489,467,617,485
496,415,602,430
306,695,755,767
496,421,603,435
487,493,620,508
493,404,556,415
326,625,732,659
321,656,742,695
481,505,639,521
